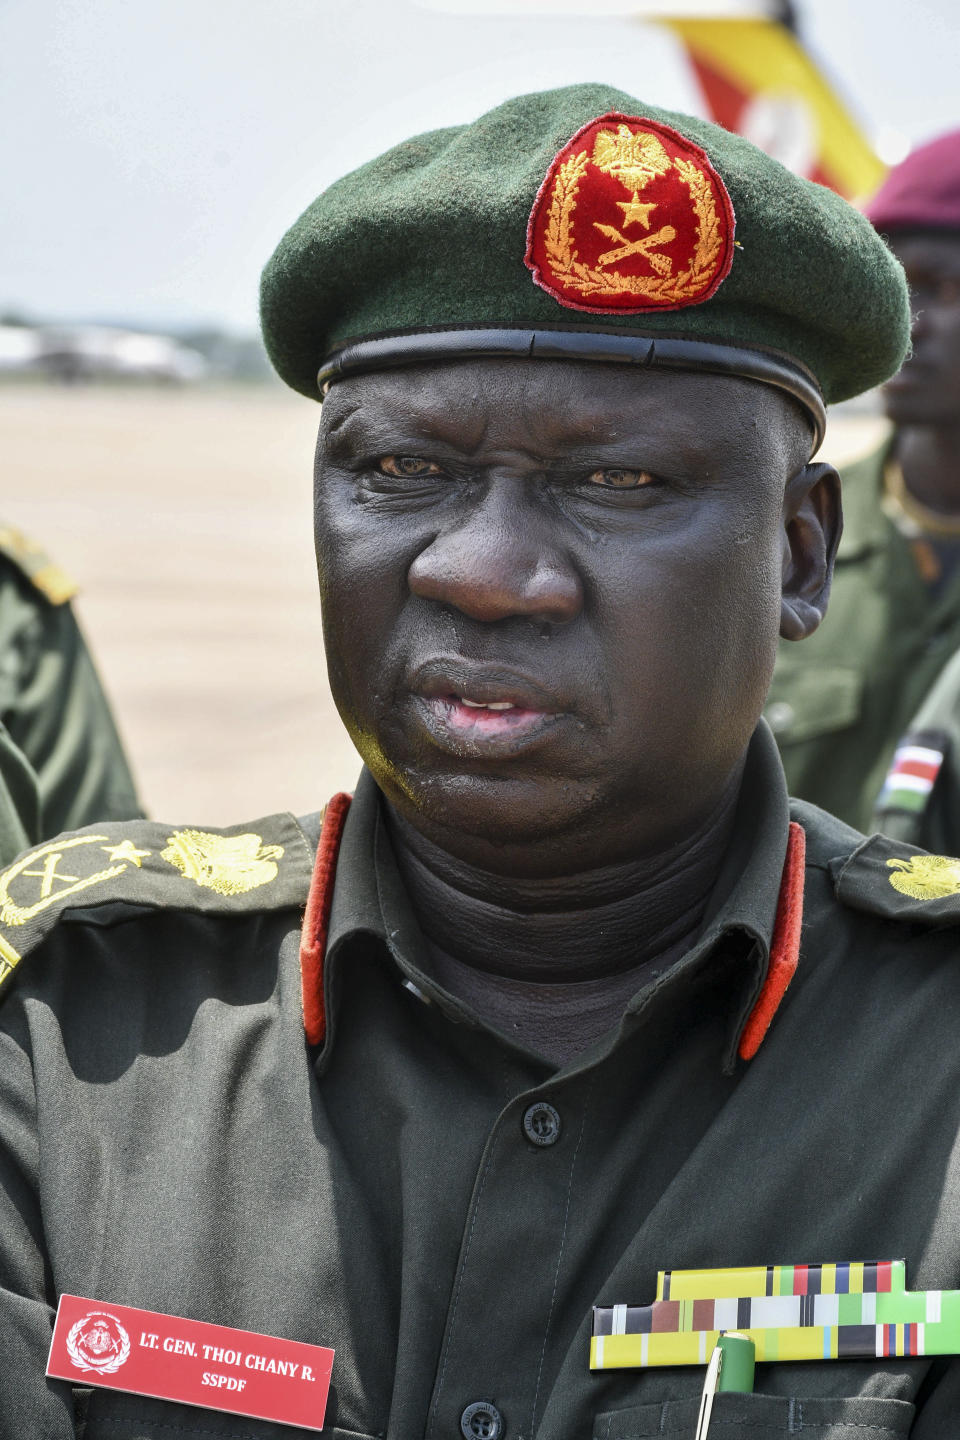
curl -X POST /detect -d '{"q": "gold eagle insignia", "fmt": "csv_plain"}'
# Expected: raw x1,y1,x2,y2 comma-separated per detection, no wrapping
591,125,672,191
161,829,283,896
886,853,960,900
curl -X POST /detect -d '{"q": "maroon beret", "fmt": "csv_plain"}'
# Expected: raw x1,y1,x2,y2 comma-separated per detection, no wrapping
867,129,960,234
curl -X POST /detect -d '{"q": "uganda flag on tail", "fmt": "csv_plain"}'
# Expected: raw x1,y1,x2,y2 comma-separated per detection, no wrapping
661,12,885,201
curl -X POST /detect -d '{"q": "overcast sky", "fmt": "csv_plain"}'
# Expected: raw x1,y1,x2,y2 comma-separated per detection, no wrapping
1,0,956,332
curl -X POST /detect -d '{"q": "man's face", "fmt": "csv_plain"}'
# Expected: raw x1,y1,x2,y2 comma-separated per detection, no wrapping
314,359,825,869
883,231,960,426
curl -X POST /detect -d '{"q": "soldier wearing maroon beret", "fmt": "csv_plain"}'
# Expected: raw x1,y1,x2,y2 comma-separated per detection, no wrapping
6,84,960,1439
766,129,960,843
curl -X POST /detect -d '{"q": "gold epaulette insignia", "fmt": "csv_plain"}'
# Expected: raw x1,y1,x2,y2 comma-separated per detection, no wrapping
161,829,285,896
0,525,77,605
0,814,314,1001
832,831,960,924
887,853,960,901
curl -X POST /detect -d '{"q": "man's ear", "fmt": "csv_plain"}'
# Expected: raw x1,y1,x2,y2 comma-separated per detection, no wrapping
780,461,842,641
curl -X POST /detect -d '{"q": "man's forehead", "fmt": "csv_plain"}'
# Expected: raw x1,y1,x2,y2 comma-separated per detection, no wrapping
328,357,652,420
320,359,794,458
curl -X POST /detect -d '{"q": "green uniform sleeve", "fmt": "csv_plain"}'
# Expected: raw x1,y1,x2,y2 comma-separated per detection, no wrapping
0,997,77,1436
0,562,142,836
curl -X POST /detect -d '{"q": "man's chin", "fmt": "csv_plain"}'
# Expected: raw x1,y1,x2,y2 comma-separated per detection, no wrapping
371,756,608,854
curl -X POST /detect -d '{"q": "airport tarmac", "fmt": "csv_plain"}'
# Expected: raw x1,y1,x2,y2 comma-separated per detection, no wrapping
2,382,359,823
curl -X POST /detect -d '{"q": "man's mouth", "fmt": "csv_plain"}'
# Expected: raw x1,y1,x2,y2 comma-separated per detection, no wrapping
431,693,550,736
406,660,568,755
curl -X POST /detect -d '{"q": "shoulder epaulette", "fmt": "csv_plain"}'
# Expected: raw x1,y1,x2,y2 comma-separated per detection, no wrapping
0,813,313,1002
0,524,77,605
830,830,960,926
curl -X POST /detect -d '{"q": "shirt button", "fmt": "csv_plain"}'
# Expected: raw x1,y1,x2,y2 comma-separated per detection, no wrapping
523,1101,561,1147
764,700,795,734
460,1402,504,1440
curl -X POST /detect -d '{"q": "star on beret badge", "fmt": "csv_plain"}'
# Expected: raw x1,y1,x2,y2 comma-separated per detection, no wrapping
525,112,735,314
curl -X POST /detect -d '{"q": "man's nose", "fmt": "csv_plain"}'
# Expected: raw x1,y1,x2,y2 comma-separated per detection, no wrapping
407,478,583,624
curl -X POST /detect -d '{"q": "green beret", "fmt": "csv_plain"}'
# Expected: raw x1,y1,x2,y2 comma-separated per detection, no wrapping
260,83,909,441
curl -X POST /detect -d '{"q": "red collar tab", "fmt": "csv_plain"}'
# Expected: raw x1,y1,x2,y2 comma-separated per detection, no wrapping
738,821,806,1062
300,793,352,1047
298,799,805,1060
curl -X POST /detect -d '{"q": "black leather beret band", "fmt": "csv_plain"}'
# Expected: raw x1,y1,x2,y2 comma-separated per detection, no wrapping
317,327,827,451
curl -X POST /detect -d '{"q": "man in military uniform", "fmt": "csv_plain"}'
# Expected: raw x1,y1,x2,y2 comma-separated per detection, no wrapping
765,129,960,834
0,524,141,857
6,85,960,1439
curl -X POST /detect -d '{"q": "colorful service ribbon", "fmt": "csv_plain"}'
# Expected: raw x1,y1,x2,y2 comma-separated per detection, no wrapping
592,1261,958,1370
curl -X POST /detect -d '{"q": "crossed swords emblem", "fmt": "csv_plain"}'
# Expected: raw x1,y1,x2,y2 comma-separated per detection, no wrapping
593,209,676,276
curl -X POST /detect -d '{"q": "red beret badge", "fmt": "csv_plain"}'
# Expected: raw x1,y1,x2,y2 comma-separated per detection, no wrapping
526,113,735,314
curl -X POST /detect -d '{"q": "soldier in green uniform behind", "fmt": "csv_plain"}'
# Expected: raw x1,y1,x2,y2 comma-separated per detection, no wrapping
8,85,960,1439
765,129,960,835
0,524,141,861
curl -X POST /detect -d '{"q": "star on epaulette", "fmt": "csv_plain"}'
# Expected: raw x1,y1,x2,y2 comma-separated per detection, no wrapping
0,814,314,1003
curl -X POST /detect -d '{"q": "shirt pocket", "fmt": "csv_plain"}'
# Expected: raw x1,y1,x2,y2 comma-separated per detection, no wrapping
764,667,863,746
594,1391,914,1439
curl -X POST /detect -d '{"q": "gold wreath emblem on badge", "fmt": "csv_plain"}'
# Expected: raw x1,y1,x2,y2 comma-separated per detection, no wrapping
543,125,724,303
65,1312,131,1374
886,853,960,900
161,829,283,896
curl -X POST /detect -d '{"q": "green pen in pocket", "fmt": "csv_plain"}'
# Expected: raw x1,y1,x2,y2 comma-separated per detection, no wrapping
694,1333,755,1440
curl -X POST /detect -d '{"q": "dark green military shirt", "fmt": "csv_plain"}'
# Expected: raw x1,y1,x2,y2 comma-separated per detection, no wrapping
4,725,960,1438
0,527,141,847
766,442,960,832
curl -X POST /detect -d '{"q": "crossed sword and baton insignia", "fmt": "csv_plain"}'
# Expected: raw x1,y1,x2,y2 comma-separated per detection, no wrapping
590,125,678,278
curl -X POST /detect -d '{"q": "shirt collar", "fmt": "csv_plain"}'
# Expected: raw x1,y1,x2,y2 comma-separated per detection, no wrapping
317,720,797,1072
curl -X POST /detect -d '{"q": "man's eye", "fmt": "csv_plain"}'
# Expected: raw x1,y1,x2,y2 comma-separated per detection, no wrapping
587,467,655,489
378,456,441,477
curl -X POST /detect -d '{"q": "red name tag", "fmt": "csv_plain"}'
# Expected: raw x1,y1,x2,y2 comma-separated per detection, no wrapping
47,1294,334,1432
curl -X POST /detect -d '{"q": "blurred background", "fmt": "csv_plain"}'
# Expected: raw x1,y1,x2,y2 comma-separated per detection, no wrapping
1,0,957,822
